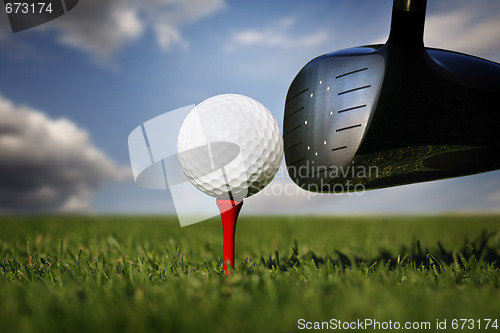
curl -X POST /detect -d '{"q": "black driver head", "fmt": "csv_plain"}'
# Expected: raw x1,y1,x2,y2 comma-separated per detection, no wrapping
283,0,500,193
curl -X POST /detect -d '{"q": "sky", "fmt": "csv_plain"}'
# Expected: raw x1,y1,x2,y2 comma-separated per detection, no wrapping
0,0,499,217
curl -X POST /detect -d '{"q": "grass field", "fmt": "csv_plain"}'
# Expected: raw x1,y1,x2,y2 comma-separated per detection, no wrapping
0,215,499,332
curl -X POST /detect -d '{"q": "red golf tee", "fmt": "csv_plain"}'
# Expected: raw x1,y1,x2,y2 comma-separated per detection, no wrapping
216,199,243,275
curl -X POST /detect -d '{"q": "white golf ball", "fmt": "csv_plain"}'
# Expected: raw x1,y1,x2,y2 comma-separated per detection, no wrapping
177,94,283,200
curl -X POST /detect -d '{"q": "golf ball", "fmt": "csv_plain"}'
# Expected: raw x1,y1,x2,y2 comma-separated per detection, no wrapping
177,94,283,200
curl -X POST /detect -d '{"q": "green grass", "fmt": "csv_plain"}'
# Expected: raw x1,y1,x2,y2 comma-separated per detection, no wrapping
0,215,499,332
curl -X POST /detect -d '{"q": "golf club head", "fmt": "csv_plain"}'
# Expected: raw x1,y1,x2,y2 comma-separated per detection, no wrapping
284,0,500,193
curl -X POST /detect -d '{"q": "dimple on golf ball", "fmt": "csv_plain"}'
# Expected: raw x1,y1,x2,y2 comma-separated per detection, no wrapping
177,94,283,200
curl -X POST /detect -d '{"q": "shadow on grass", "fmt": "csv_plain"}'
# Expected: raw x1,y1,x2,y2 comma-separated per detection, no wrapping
261,230,499,273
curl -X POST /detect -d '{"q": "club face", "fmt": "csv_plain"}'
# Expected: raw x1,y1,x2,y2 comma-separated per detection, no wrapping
283,47,387,191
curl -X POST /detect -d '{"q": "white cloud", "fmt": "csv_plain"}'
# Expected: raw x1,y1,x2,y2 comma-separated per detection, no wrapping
45,2,144,62
0,95,131,212
155,23,188,52
114,8,144,39
425,8,500,61
2,0,226,64
228,17,329,51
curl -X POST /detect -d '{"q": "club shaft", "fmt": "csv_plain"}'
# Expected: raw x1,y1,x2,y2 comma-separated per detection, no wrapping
388,0,427,51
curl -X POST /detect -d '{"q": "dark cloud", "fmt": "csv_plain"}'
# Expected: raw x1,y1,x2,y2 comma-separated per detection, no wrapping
0,95,130,212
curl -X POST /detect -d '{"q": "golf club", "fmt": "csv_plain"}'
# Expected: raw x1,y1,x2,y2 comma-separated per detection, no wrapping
283,0,500,193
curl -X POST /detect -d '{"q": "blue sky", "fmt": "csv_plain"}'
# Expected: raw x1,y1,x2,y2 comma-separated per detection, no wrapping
0,0,499,216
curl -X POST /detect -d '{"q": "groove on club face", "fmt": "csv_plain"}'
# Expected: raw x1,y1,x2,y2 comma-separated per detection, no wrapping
283,52,386,191
336,67,368,78
338,105,367,113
